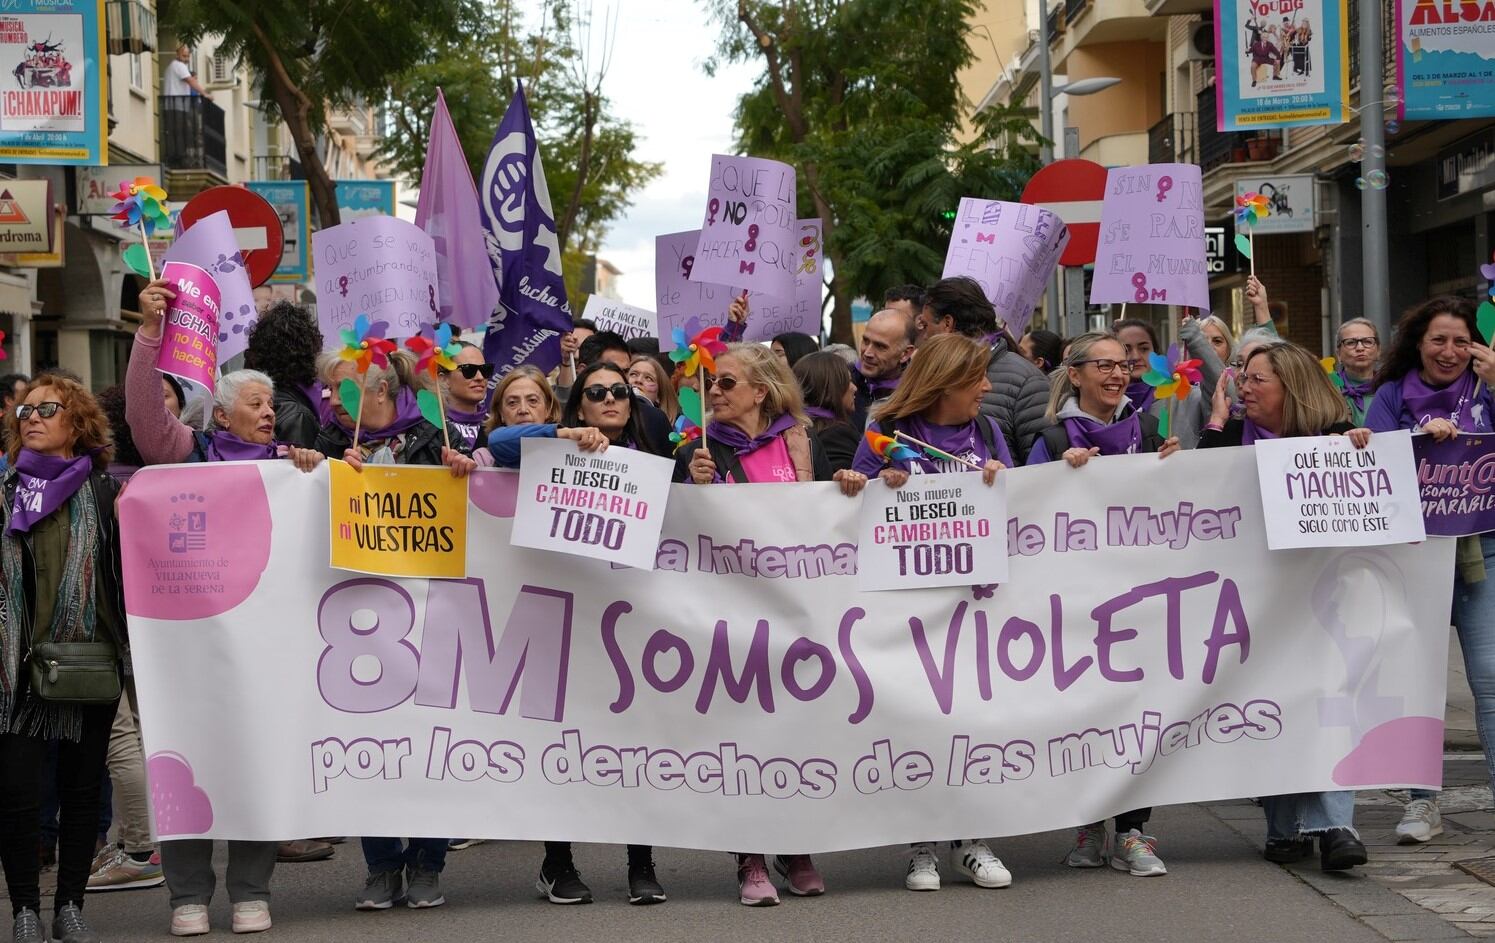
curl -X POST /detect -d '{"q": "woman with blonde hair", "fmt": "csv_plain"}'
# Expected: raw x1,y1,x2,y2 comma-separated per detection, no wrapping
849,333,1013,893
627,354,679,423
478,366,612,467
673,343,868,906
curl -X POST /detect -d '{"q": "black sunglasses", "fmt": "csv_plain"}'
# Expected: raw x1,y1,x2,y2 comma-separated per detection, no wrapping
441,362,496,380
15,402,64,420
714,376,740,391
583,383,631,403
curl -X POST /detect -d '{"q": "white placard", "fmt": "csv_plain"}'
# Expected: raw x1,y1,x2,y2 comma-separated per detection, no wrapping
857,472,1008,591
510,437,673,569
1253,430,1426,549
582,295,659,343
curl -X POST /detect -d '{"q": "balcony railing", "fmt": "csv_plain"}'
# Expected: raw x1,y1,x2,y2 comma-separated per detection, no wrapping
1196,85,1283,172
252,154,303,181
1065,0,1089,20
161,96,226,178
1148,111,1197,164
1046,3,1064,43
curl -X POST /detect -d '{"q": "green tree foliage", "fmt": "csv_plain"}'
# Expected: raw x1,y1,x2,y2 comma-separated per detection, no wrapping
707,0,1041,342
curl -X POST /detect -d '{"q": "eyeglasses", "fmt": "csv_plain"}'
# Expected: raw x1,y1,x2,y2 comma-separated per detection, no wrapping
1071,358,1130,375
582,383,631,403
15,402,63,420
440,362,496,380
714,376,741,392
1338,337,1377,350
1237,373,1277,388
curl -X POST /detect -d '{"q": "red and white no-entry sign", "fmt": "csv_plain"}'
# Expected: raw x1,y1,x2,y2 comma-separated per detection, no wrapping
178,185,284,287
1020,158,1107,267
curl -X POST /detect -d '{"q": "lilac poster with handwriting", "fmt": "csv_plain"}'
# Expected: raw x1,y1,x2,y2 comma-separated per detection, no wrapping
942,198,1068,335
689,154,797,302
312,215,440,341
1089,163,1208,310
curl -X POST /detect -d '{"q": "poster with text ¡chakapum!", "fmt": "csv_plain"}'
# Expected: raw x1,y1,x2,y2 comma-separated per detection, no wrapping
941,198,1069,336
312,215,440,342
1089,163,1209,311
689,154,798,302
328,461,469,579
156,261,221,393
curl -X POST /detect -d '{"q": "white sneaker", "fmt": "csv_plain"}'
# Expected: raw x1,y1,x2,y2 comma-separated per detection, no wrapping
905,844,940,891
953,840,1012,888
170,905,209,937
231,901,272,934
1396,798,1443,844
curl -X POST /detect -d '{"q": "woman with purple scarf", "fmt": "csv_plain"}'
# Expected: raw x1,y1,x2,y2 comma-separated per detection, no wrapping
1333,318,1381,426
314,351,474,476
1365,297,1495,848
673,343,867,906
439,342,495,452
0,374,123,943
1201,340,1373,872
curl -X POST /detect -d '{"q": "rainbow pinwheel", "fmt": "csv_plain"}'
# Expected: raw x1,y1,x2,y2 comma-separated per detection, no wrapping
669,325,728,377
1142,345,1203,438
109,177,170,236
405,323,462,377
865,429,921,463
1234,192,1270,228
669,414,701,451
338,313,396,373
1321,356,1346,391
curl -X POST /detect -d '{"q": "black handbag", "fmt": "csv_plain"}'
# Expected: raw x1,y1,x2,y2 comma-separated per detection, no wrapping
27,639,121,704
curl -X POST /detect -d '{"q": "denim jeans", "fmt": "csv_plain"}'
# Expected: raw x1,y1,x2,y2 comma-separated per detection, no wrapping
1263,791,1356,840
360,837,447,874
1412,534,1495,803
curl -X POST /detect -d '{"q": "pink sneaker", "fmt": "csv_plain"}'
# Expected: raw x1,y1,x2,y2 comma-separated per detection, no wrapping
736,854,780,906
773,854,825,896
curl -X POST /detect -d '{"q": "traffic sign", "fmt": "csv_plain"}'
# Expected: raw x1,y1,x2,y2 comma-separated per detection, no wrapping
1020,158,1107,267
178,186,284,287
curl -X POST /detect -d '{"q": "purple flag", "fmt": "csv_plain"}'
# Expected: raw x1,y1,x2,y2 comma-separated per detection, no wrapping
416,89,498,330
477,81,571,377
1413,433,1495,537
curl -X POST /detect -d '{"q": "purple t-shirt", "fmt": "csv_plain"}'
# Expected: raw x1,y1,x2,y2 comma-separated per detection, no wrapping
851,414,1012,476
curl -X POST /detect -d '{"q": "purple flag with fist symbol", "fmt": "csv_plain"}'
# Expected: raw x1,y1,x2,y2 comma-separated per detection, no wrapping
478,81,572,379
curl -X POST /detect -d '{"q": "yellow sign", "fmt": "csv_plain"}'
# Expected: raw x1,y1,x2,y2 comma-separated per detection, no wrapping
328,460,468,578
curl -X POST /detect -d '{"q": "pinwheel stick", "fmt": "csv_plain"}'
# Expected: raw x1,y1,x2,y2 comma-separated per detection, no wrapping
351,371,371,453
137,221,155,279
1249,229,1255,279
700,372,711,458
893,430,985,471
436,379,451,452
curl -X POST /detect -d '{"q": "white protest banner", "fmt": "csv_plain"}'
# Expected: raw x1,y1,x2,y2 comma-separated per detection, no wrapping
690,154,797,301
1253,430,1426,550
312,215,440,340
943,198,1069,335
582,295,659,343
656,229,733,351
510,437,674,570
857,473,1008,591
119,449,1453,849
1090,163,1209,310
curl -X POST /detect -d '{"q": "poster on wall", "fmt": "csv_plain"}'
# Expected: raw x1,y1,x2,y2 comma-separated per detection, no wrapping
335,180,397,220
1396,0,1495,120
1231,175,1316,233
1212,0,1351,131
0,1,106,165
245,181,310,283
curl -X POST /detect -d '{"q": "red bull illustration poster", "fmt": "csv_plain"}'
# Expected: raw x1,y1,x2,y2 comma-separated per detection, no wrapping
0,1,105,164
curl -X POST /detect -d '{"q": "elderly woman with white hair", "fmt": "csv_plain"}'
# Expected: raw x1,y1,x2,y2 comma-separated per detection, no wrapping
126,278,327,937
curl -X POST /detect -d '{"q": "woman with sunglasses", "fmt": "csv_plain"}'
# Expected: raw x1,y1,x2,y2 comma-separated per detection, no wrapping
440,342,496,452
673,344,867,907
0,375,123,943
849,334,1013,895
1365,297,1495,848
481,367,612,468
1026,333,1176,877
1201,340,1372,872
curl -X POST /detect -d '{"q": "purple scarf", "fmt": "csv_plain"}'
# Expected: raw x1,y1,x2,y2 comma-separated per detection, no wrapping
203,430,278,463
1063,409,1143,455
854,365,901,398
1399,370,1485,431
1240,418,1280,445
445,403,489,451
8,450,92,534
1125,380,1156,412
333,388,431,440
299,381,332,426
804,405,837,422
708,413,799,455
1338,370,1374,424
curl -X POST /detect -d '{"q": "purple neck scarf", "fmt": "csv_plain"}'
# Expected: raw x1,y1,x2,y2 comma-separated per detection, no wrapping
854,365,901,398
334,388,431,441
445,403,489,451
8,450,91,534
1400,370,1484,431
1062,405,1143,455
299,381,332,426
1338,369,1374,421
708,413,799,456
804,405,837,422
1241,418,1280,445
203,430,278,463
1125,380,1156,413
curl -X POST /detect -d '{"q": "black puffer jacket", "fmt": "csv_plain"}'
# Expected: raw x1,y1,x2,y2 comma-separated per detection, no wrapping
272,384,322,450
980,336,1051,464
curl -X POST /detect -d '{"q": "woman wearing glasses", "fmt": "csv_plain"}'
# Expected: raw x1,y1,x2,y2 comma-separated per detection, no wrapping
1202,340,1372,872
0,376,123,943
440,342,496,452
1366,297,1495,847
1332,319,1381,426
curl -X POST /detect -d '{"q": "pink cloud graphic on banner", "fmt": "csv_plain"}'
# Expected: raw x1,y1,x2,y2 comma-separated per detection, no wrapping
469,468,518,518
118,465,273,619
148,752,214,835
1332,716,1444,788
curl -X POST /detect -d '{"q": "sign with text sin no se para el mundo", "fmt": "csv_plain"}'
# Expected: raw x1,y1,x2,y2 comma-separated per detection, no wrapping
1090,163,1209,311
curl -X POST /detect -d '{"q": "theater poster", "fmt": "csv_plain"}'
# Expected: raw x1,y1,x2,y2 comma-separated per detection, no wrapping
1213,0,1350,131
1396,0,1495,120
0,1,105,165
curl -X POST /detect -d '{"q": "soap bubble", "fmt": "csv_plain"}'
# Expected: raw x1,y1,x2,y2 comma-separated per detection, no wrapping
1370,144,1385,159
1355,177,1367,190
1366,169,1389,189
1348,141,1366,161
1383,84,1401,103
1384,119,1401,135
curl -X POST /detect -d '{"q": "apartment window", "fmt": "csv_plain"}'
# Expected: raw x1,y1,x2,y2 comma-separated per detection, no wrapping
129,52,143,91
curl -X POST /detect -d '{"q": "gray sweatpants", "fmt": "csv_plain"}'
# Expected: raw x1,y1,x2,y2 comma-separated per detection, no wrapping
160,840,275,907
